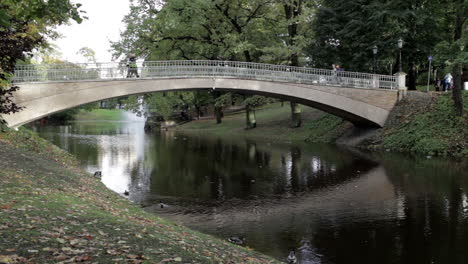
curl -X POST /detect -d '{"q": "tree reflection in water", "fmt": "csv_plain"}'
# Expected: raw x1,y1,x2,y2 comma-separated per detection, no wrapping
33,122,468,264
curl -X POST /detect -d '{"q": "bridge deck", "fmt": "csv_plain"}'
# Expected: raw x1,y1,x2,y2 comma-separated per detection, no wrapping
13,60,398,90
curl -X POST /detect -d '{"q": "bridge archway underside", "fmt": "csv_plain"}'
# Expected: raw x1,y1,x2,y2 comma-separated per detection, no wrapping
3,78,398,128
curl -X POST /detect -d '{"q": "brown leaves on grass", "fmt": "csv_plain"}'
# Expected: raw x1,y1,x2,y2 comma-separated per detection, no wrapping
0,255,28,264
1,201,17,209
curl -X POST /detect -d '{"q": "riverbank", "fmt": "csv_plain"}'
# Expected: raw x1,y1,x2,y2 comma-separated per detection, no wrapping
0,128,280,264
362,91,467,158
173,93,467,158
74,109,126,121
174,103,351,144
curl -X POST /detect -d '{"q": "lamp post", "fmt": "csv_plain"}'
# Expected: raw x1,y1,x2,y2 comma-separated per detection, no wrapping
398,38,403,72
372,45,378,74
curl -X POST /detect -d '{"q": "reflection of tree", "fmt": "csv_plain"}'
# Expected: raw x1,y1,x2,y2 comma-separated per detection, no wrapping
381,155,468,264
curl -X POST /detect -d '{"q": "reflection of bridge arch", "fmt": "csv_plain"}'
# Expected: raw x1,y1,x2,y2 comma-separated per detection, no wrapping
4,61,401,128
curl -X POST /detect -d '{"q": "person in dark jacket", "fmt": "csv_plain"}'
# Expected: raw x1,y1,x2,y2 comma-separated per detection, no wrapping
126,54,139,78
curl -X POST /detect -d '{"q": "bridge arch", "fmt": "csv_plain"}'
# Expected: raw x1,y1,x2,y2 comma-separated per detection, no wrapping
3,77,398,128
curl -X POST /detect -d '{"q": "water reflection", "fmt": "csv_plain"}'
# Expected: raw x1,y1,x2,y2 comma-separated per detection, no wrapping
33,120,468,264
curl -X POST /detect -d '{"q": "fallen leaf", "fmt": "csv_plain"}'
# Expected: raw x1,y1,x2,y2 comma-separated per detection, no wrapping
75,255,92,262
55,254,69,261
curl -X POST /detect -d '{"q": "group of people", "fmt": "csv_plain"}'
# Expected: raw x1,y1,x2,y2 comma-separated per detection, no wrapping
434,73,453,92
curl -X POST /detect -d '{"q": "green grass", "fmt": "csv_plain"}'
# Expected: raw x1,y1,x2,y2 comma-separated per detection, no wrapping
176,103,349,143
74,109,125,121
379,92,467,157
0,128,280,264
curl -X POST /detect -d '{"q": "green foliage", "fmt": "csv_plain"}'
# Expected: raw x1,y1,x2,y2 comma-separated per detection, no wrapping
243,95,269,107
112,0,277,61
304,115,346,143
382,93,467,156
0,0,84,122
214,93,232,107
310,0,451,72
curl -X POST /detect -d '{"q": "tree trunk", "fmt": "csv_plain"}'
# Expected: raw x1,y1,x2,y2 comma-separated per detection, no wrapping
195,105,201,120
408,64,417,90
290,102,302,128
245,106,256,129
453,66,464,116
284,1,303,128
215,106,223,124
451,0,465,116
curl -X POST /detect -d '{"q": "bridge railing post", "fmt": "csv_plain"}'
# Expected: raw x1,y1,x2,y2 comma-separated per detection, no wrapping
396,72,407,100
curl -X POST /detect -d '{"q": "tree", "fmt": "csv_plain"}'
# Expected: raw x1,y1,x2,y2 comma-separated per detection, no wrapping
243,95,268,129
310,0,449,75
281,0,315,127
112,0,279,124
77,47,97,63
433,0,467,116
0,0,84,125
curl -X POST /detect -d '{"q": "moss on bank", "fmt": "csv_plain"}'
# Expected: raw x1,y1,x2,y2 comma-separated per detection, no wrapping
0,128,280,264
363,92,467,157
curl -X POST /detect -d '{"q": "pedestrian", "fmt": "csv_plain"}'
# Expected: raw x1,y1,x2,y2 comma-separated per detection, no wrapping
331,64,337,84
335,64,344,84
126,54,139,78
434,78,441,92
443,73,453,91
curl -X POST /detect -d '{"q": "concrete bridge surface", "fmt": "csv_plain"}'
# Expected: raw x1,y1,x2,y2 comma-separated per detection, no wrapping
2,60,404,128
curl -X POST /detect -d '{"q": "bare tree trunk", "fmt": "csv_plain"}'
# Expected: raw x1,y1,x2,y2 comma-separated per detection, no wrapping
290,102,302,128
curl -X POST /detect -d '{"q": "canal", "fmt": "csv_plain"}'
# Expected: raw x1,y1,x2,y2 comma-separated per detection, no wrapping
33,115,468,264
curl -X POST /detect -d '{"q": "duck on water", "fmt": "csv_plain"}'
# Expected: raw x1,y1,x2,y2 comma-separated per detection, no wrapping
286,240,322,264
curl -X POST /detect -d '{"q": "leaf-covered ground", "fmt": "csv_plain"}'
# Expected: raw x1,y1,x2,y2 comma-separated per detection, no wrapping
0,129,280,264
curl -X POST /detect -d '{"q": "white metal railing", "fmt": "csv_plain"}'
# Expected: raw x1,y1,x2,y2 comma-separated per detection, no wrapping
12,60,398,89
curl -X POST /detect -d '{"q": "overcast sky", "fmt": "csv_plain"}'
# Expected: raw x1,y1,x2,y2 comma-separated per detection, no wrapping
51,0,130,62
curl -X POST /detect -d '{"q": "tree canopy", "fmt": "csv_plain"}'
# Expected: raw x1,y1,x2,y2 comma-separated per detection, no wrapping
0,0,84,123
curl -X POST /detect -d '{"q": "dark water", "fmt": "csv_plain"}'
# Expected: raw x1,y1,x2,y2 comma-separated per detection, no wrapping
33,119,468,264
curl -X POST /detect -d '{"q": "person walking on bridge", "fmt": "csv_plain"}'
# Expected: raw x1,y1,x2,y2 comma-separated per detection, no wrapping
126,54,139,78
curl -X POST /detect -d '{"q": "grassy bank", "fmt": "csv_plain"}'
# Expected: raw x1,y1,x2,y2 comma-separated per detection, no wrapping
363,92,467,157
0,128,280,264
74,109,125,121
175,103,350,143
175,95,467,158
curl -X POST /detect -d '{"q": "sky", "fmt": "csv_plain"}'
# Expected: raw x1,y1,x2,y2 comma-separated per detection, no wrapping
51,0,130,63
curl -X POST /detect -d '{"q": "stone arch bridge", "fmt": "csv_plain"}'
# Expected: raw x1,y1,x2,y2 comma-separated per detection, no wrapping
2,60,405,128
